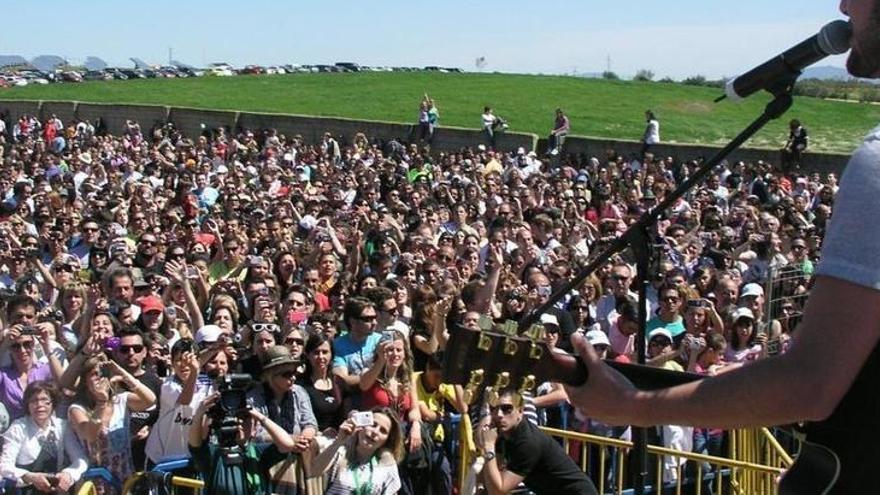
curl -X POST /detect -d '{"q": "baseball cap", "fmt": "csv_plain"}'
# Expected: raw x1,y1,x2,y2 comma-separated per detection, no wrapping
648,328,673,344
732,307,755,322
138,295,164,314
740,283,764,299
585,330,610,347
194,325,224,346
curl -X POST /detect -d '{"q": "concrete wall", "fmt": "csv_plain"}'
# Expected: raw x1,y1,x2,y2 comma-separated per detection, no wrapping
77,102,169,133
0,100,41,121
39,101,77,127
549,136,851,175
0,99,849,174
167,107,238,139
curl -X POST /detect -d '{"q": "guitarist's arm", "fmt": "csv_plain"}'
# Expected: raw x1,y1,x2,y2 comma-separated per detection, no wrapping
567,275,880,429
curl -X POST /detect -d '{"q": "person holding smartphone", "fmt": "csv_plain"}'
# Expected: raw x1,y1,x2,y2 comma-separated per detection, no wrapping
310,407,405,495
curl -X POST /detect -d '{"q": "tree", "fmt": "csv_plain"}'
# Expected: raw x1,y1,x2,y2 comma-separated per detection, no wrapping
682,75,708,86
602,71,620,80
634,69,654,82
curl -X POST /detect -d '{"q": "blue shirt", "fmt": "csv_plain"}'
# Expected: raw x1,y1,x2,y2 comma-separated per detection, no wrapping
332,332,382,376
646,316,686,339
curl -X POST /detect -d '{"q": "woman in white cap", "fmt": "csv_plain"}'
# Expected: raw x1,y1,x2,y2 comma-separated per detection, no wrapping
725,307,766,363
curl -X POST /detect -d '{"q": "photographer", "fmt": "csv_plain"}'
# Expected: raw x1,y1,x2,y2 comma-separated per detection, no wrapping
247,345,317,448
67,355,157,493
188,392,301,495
0,296,65,421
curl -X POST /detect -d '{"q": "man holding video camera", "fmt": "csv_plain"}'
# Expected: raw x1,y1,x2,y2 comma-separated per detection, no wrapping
189,387,306,494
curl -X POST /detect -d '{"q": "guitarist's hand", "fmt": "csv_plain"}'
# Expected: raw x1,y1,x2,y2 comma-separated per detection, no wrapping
565,333,641,426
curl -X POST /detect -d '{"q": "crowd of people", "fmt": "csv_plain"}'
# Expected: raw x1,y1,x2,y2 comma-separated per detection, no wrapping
0,108,830,494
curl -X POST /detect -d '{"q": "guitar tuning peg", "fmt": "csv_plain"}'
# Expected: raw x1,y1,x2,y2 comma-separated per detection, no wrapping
494,372,510,390
529,342,543,360
462,370,485,406
503,337,519,356
518,375,536,395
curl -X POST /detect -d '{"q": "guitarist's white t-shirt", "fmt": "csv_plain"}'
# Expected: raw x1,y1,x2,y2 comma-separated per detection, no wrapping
817,124,880,289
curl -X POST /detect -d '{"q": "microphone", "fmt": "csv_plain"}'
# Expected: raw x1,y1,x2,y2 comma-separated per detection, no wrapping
720,20,852,102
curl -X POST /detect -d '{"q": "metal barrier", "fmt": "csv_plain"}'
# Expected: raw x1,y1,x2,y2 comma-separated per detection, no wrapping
539,426,787,495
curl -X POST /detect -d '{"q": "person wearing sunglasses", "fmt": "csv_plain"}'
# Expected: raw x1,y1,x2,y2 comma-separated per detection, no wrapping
112,328,162,471
247,345,317,452
477,389,596,495
0,295,65,422
238,321,281,378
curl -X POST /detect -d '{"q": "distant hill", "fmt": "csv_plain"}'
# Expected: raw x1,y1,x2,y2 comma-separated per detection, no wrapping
0,55,28,68
801,65,879,84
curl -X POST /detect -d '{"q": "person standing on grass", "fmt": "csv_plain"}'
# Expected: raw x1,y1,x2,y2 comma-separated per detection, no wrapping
641,110,660,156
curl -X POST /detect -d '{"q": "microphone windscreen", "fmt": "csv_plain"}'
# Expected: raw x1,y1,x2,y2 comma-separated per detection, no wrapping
818,20,852,55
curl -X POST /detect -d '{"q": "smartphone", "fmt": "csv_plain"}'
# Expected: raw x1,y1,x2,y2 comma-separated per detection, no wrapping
287,310,309,325
352,411,374,428
165,306,177,319
248,255,265,267
185,266,200,279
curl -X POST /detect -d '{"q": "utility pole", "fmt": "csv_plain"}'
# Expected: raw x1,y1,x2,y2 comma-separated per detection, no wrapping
606,54,612,73
168,47,173,66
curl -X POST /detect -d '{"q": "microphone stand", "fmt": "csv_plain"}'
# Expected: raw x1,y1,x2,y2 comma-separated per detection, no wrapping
519,76,797,494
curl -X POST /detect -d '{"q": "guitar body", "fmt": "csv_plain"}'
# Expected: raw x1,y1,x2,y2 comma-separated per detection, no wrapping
778,439,840,495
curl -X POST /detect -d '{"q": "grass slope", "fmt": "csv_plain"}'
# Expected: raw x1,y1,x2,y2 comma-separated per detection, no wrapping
2,72,878,154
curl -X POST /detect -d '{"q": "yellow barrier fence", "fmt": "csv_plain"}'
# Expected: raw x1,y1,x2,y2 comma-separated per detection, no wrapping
537,426,787,495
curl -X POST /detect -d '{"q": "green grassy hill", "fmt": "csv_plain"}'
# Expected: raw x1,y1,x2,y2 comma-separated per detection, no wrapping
3,72,878,154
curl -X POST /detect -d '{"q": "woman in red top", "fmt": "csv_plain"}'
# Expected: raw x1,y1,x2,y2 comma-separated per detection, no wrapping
359,330,423,454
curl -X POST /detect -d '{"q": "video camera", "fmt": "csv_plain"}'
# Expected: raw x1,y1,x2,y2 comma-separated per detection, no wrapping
208,373,256,465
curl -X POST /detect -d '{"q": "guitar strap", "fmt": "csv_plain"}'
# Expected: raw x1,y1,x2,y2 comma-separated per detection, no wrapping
802,342,880,491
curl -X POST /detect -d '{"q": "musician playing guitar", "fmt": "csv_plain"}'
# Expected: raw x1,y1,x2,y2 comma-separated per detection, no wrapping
566,2,880,492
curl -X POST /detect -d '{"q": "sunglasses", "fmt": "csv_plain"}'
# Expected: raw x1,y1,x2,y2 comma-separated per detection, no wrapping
356,315,377,322
489,404,516,415
55,265,76,273
662,296,680,303
593,344,609,352
276,370,297,379
285,337,305,346
118,344,145,354
252,323,280,333
12,341,34,351
649,339,671,347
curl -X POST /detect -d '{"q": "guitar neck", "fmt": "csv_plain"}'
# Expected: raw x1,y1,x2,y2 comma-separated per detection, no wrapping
549,351,706,390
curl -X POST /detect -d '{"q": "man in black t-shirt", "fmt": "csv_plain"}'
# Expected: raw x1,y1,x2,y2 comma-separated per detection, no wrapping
114,328,162,470
477,389,596,495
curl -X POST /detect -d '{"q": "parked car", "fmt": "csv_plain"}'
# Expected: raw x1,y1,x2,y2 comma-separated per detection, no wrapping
59,71,83,82
17,71,49,84
118,68,146,79
241,65,266,75
83,70,112,81
206,63,235,76
335,62,361,72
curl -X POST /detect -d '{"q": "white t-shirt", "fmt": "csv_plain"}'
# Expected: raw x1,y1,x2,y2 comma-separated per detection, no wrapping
644,119,660,144
816,124,880,289
144,376,210,463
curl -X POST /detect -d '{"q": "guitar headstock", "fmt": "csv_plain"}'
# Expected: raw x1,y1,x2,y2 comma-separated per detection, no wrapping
442,315,584,404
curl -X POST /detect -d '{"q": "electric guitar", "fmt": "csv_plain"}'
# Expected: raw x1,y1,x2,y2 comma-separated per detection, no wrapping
441,318,840,494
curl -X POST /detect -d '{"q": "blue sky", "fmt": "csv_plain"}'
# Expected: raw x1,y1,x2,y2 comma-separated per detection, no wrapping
2,0,847,78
